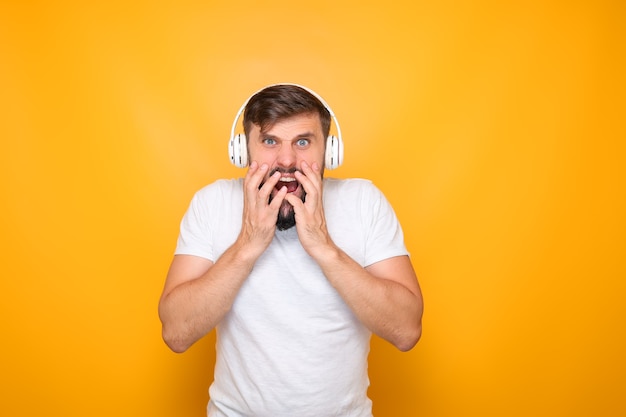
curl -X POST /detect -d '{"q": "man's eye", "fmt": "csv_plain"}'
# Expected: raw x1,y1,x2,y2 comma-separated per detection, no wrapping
263,138,276,145
296,139,310,147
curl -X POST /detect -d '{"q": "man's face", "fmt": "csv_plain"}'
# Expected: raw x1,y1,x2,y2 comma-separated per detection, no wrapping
247,112,326,230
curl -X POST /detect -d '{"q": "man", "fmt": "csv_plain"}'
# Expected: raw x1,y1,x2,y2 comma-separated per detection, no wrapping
158,84,423,417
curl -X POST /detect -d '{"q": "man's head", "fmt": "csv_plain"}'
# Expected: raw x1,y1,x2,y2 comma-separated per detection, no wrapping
242,84,331,143
243,85,331,230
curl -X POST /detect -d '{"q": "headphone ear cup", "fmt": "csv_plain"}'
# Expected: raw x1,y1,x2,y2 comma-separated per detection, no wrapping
229,133,248,168
325,135,343,170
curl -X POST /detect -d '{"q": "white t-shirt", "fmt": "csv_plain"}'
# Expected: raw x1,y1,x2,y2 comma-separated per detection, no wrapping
175,178,409,417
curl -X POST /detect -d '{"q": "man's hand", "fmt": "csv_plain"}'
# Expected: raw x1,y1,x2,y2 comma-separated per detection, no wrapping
239,161,288,258
284,161,335,260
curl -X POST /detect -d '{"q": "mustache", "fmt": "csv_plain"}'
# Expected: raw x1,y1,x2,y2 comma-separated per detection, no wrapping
258,167,302,190
269,167,301,176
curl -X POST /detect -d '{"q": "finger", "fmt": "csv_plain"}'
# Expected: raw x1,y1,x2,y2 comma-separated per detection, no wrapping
300,160,314,177
245,162,269,193
284,192,304,211
244,160,258,179
269,186,288,209
295,162,322,197
244,161,259,188
302,161,322,186
294,163,313,190
258,170,281,202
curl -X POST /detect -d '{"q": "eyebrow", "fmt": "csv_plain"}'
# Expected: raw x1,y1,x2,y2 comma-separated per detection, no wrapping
261,131,317,141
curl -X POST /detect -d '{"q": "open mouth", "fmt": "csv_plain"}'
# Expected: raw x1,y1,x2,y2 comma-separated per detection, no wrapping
276,176,300,193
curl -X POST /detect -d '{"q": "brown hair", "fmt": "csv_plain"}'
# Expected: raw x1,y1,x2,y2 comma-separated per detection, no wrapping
242,84,331,140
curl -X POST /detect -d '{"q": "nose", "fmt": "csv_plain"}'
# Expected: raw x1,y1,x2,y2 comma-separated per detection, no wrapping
276,143,297,168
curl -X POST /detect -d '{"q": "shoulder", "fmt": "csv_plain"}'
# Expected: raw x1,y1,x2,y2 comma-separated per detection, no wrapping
323,177,383,201
323,178,390,220
323,177,375,192
324,177,398,223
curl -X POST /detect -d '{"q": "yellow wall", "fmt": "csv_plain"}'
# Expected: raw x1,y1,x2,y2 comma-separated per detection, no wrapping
1,1,624,416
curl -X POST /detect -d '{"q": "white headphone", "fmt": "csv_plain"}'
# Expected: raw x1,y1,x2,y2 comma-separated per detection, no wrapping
228,83,344,169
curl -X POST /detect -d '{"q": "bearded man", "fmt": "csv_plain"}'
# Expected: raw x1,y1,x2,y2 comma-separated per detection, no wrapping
158,84,423,417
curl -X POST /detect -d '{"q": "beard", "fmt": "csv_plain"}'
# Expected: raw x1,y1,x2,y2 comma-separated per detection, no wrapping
265,166,321,231
270,190,306,231
266,167,306,231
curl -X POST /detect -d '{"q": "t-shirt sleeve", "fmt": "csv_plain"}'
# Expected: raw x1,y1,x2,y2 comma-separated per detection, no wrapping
362,182,409,267
175,189,215,261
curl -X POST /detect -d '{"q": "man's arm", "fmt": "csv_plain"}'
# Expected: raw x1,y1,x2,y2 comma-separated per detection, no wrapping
158,246,254,353
315,250,422,351
158,162,288,353
285,162,423,351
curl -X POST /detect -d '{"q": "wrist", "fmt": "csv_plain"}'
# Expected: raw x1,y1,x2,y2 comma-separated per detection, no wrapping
231,234,268,265
308,240,342,266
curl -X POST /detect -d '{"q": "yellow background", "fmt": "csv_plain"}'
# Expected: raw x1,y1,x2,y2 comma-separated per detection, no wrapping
1,1,624,416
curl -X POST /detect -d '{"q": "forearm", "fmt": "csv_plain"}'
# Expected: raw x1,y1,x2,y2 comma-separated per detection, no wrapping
316,247,423,351
283,163,422,350
160,163,286,353
158,240,258,353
